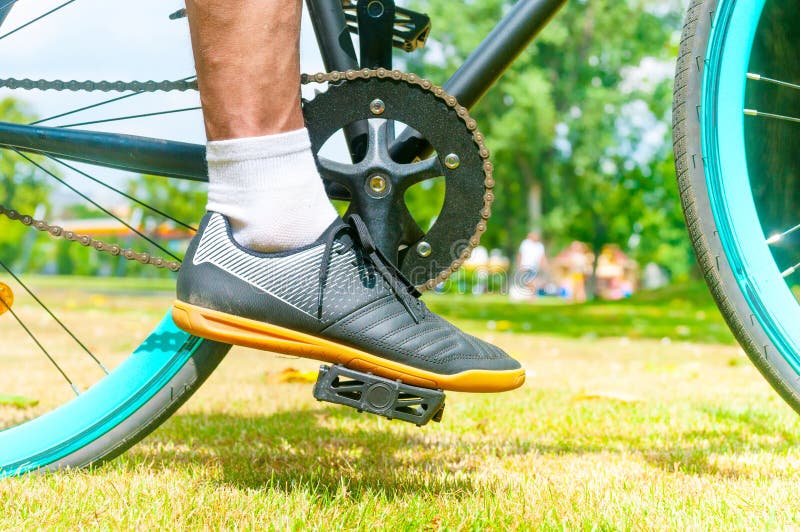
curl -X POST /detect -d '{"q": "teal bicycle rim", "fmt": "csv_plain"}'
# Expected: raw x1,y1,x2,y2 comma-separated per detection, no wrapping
0,314,204,476
702,0,800,370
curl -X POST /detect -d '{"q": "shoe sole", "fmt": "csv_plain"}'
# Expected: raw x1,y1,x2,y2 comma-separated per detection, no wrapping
172,300,525,393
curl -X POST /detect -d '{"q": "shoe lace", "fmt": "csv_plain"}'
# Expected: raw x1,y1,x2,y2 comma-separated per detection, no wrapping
317,214,423,323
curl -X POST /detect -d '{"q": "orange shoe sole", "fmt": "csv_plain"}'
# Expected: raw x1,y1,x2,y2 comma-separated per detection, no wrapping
172,300,525,393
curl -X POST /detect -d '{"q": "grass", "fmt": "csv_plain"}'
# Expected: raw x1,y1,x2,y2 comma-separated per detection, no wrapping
424,282,734,345
1,277,799,529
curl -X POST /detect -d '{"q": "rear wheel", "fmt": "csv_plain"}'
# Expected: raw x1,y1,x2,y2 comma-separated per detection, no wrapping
674,0,800,411
0,2,230,475
0,316,229,475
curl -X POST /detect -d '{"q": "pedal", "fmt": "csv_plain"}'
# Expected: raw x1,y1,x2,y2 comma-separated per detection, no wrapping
341,1,431,52
313,365,445,426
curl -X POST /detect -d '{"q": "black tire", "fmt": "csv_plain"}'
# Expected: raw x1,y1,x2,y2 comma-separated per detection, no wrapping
673,0,800,412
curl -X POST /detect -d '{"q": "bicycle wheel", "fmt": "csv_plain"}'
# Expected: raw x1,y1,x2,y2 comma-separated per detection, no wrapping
674,0,800,411
0,3,230,475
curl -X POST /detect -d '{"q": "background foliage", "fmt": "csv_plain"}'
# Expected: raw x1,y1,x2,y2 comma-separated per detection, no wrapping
410,0,692,280
0,98,52,272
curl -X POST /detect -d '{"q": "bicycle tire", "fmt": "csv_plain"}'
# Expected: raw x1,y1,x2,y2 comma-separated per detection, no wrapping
674,0,800,412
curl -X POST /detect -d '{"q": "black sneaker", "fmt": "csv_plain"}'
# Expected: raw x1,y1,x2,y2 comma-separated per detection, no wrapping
172,212,525,392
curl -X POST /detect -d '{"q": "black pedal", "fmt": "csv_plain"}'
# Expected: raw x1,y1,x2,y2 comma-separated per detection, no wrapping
341,0,431,52
313,365,445,426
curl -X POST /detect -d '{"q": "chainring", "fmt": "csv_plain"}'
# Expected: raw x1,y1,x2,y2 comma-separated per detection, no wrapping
302,69,494,290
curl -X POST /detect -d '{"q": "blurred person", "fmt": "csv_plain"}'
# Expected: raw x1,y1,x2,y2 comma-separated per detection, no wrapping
564,241,591,303
516,231,547,299
488,249,510,294
466,245,489,295
596,245,637,300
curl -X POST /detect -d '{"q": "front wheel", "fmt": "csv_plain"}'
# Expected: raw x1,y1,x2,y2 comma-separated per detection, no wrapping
674,0,800,411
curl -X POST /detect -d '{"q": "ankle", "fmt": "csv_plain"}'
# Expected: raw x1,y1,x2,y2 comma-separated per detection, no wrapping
205,128,338,252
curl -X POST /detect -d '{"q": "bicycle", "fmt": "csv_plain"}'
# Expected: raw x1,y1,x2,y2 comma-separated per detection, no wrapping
0,0,794,475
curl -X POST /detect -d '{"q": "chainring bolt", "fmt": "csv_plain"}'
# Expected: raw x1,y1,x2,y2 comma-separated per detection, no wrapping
369,175,387,194
0,282,14,316
416,241,432,257
444,153,461,169
366,1,385,17
370,99,386,115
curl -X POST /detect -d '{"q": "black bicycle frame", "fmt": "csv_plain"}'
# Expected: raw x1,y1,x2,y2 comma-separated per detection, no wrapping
0,4,12,27
0,0,565,181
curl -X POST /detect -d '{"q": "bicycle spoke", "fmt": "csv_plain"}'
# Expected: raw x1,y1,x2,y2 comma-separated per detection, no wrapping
48,157,198,232
0,258,108,374
744,108,800,124
0,296,80,396
14,150,183,262
30,76,198,126
747,72,800,92
56,107,201,129
766,223,800,245
781,262,800,279
0,0,78,42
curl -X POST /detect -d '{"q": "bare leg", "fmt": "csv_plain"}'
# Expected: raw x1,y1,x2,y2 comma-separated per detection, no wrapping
185,1,304,140
184,1,337,251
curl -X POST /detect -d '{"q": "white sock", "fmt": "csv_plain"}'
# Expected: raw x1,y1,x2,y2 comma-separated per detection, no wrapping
206,128,338,252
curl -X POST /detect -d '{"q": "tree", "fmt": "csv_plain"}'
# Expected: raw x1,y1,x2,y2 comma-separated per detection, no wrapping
125,173,206,276
409,0,693,291
0,98,52,271
128,174,206,230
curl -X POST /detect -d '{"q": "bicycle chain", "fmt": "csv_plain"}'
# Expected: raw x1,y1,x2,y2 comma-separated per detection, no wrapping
0,205,180,271
0,77,197,92
0,69,494,289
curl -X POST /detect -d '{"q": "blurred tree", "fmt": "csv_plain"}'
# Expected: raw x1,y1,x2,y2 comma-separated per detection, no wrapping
41,174,204,278
125,174,205,277
127,174,206,230
0,98,52,271
408,0,692,292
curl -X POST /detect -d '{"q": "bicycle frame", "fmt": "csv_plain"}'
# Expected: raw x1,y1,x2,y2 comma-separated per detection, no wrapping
0,0,565,180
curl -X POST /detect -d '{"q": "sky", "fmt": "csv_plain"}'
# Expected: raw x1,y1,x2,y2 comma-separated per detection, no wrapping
2,0,331,141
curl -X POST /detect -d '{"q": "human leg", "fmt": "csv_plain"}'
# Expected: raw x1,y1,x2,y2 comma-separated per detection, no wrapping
176,2,524,392
186,0,337,252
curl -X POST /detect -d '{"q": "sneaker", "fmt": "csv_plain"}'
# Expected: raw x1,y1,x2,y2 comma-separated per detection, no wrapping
172,212,525,392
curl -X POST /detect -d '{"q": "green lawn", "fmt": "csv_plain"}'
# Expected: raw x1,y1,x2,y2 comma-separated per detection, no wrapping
424,282,734,345
1,278,798,529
